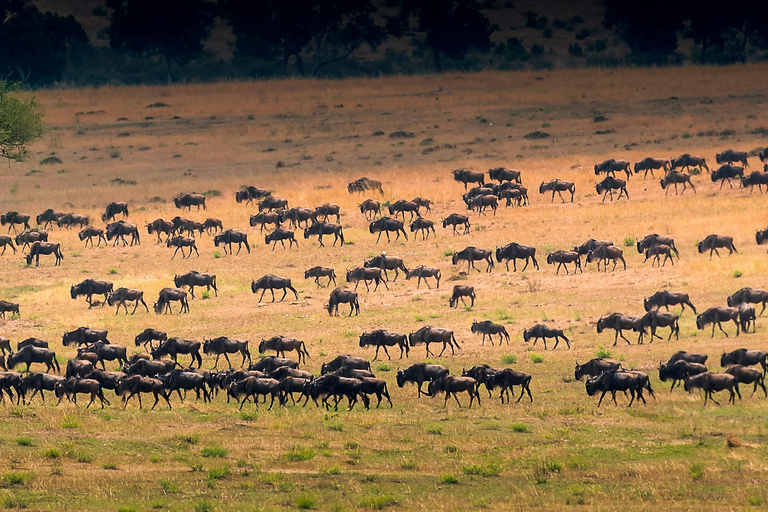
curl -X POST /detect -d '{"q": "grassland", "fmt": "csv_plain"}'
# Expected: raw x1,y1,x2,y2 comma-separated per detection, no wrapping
0,65,768,511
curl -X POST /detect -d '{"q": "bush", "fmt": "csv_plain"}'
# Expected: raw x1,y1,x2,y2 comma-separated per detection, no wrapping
441,473,458,484
690,463,704,480
285,446,316,462
207,465,230,480
568,44,583,57
524,131,550,139
295,494,316,509
501,354,517,365
43,448,60,459
732,270,743,278
511,422,529,433
595,346,612,359
530,353,545,363
624,236,635,247
200,446,228,458
15,436,32,446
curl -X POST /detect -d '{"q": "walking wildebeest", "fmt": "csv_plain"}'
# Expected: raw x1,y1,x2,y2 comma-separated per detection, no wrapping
203,218,223,234
684,372,736,405
6,346,60,373
488,167,521,183
496,242,538,271
264,228,297,250
726,364,767,398
203,336,252,369
249,212,282,232
640,311,680,342
738,302,757,333
15,229,47,251
259,196,289,212
214,229,251,254
304,222,344,247
359,330,409,360
596,176,629,202
411,197,433,212
471,320,510,346
369,217,407,243
396,363,449,397
523,324,571,350
449,285,475,308
146,219,175,243
1,212,30,233
70,279,113,308
741,171,768,194
228,377,281,410
597,313,646,345
106,220,140,246
174,193,206,210
320,354,370,375
586,370,655,407
235,186,270,204
486,368,533,403
21,372,66,404
546,250,582,275
78,341,129,370
668,351,708,365
636,234,679,257
135,328,167,353
756,226,768,245
102,202,129,222
586,244,626,271
716,148,748,167
25,241,63,266
36,209,63,229
57,213,90,229
660,171,696,195
107,288,149,314
442,213,471,235
54,378,109,408
405,265,441,289
658,360,708,392
364,254,408,281
428,376,480,408
409,217,436,240
644,244,676,268
78,227,107,247
467,194,498,216
644,290,696,314
409,326,460,357
347,177,383,194
259,336,310,364
174,271,217,298
311,203,341,223
388,200,421,221
153,288,189,314
720,348,768,375
251,274,298,302
574,358,621,381
697,234,737,259
595,159,632,179
634,157,669,179
728,287,768,316
539,179,575,203
711,164,744,189
327,288,359,316
696,306,740,337
452,169,485,190
359,199,380,220
452,246,493,273
116,375,173,410
281,207,313,229
305,266,336,287
166,236,199,259
62,327,109,347
671,153,709,173
152,338,203,368
0,235,16,255
346,267,388,292
0,301,19,320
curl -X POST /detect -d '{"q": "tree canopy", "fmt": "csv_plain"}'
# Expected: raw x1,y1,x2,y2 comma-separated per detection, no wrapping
0,81,44,161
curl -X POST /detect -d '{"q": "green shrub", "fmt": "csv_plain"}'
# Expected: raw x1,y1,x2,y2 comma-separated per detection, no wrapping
595,346,612,359
624,236,635,247
285,446,316,462
207,465,230,480
359,494,397,509
15,436,32,446
440,473,458,484
530,353,545,363
43,448,60,459
690,463,704,480
201,446,228,458
732,270,743,278
61,415,79,429
295,494,317,509
501,354,517,365
511,422,529,433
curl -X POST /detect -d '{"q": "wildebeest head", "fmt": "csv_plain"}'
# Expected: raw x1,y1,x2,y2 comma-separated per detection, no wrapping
585,374,603,396
596,317,605,333
522,328,530,342
257,339,266,353
546,253,553,264
451,252,458,265
538,182,545,193
720,352,731,367
696,241,705,254
153,301,165,314
70,284,79,299
574,361,585,381
726,295,735,307
643,297,651,311
25,253,33,265
695,314,705,330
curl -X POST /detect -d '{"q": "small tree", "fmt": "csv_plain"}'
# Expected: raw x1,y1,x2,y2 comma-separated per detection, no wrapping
0,81,44,162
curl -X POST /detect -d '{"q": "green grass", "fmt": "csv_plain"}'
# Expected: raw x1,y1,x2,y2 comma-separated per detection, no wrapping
690,463,705,481
61,416,79,429
529,353,545,363
207,465,230,480
200,446,228,458
732,270,743,278
285,447,317,462
500,354,517,365
43,448,61,459
511,422,529,433
15,436,32,446
595,346,612,359
359,494,398,510
2,472,32,486
295,494,317,509
440,473,459,484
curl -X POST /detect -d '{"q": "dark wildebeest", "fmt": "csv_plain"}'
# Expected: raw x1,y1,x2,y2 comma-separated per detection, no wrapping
671,153,709,173
428,376,480,408
636,234,679,258
167,236,199,259
1,212,31,233
346,267,388,292
486,368,533,403
153,288,189,315
355,376,393,409
574,240,612,271
405,265,441,289
716,148,748,167
15,229,48,251
152,338,203,368
359,199,380,220
57,213,90,229
523,324,571,350
471,320,510,346
727,287,768,315
0,337,11,355
102,202,129,222
124,358,178,377
369,217,407,243
347,177,383,194
116,375,173,410
587,244,626,271
0,301,19,320
461,364,498,398
634,157,670,179
174,193,206,210
203,218,223,234
711,164,744,189
6,346,60,373
146,219,175,243
756,226,768,245
410,217,436,240
228,377,281,411
597,314,646,345
411,197,433,212
741,171,768,194
54,378,109,408
595,158,632,179
449,285,475,308
697,234,737,259
595,176,629,202
726,365,767,398
658,360,708,392
158,369,210,403
396,363,449,397
0,235,16,255
442,213,471,235
107,288,149,314
452,169,485,190
71,279,113,308
25,242,63,266
304,222,344,247
251,274,298,302
204,336,251,369
174,271,217,299
264,228,297,250
467,194,499,216
496,242,538,272
720,348,768,375
452,246,493,273
574,358,621,381
235,186,270,204
78,342,129,370
214,229,251,254
364,254,408,281
259,196,289,212
696,307,740,337
249,212,282,232
36,209,63,229
259,336,310,364
644,244,675,267
644,290,697,315
546,251,582,275
135,328,167,353
106,220,140,246
668,351,708,365
21,372,66,404
359,330,409,360
311,203,341,223
78,227,107,247
327,288,359,317
488,167,522,183
640,311,680,342
586,370,655,407
176,219,204,237
684,372,736,405
320,354,370,375
740,303,757,334
305,266,336,287
539,179,576,203
660,171,696,195
62,327,109,347
499,186,529,207
408,326,460,357
388,200,421,221
281,207,313,229
250,356,299,375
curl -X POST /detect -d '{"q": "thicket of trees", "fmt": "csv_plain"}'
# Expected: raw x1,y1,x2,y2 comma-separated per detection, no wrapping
0,0,767,86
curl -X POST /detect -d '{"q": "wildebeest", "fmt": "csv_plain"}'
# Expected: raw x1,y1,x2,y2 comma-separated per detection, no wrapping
388,200,421,221
0,337,10,355
471,320,510,346
668,351,708,365
304,222,344,247
57,213,90,229
449,285,475,308
259,196,289,212
499,187,528,207
428,376,480,408
174,193,206,210
70,279,113,308
727,287,768,315
78,341,129,370
358,199,380,220
495,242,538,272
146,219,175,243
671,153,709,173
452,169,485,190
107,288,149,314
203,336,251,369
644,290,697,315
725,364,767,398
305,266,336,287
311,203,341,223
442,213,471,235
546,251,582,275
756,226,768,246
106,220,140,246
409,326,460,357
396,363,449,397
523,324,570,350
0,301,19,320
574,358,622,381
203,218,223,234
741,171,768,194
6,346,60,373
102,202,129,222
327,287,359,316
359,330,409,360
364,254,408,281
250,356,299,375
574,238,613,257
411,197,433,212
486,368,533,403
595,159,632,179
346,267,388,292
369,217,407,243
116,375,173,409
636,234,679,258
696,306,740,337
595,176,629,202
405,265,441,289
634,157,669,179
347,177,383,194
15,229,48,251
684,372,736,405
249,211,282,233
0,235,16,255
135,328,167,352
264,228,297,250
539,179,575,203
586,370,655,407
251,274,297,302
739,302,757,334
597,313,646,345
697,234,737,259
54,378,109,408
174,271,217,299
228,377,281,410
235,186,270,204
25,241,63,266
660,171,696,195
36,209,63,229
587,244,626,271
259,336,310,364
452,246,493,273
280,207,313,229
488,167,522,183
1,212,30,233
78,227,107,247
320,354,370,375
658,360,708,392
467,194,499,216
409,217,436,240
62,327,109,347
214,229,251,254
20,372,66,404
166,236,199,259
716,148,748,167
158,369,210,403
152,338,203,368
640,310,680,342
720,348,768,375
711,164,744,189
153,288,189,314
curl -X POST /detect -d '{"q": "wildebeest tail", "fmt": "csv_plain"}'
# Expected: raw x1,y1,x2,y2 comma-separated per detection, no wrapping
52,351,61,373
301,341,310,359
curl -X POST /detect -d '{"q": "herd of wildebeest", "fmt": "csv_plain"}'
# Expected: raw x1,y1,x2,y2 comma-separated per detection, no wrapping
0,148,767,410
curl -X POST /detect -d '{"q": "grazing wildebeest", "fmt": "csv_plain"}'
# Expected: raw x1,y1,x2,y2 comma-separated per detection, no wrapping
78,342,129,370
259,336,310,364
369,217,407,242
452,169,485,190
636,234,679,257
574,358,621,381
388,200,421,221
305,266,336,287
15,229,47,251
539,179,576,203
57,213,90,229
235,186,270,204
346,267,388,292
696,307,740,337
55,378,109,408
486,368,533,403
634,157,670,179
214,229,251,254
597,313,646,345
595,159,632,179
523,324,570,350
251,274,298,302
152,338,203,368
640,310,679,342
452,246,493,273
135,328,167,353
327,287,360,317
106,220,140,246
397,363,449,397
721,348,768,375
364,254,408,281
488,167,521,183
116,375,173,410
204,336,251,369
546,251,582,275
711,164,744,189
203,218,223,234
697,234,737,259
496,242,538,271
660,171,696,195
471,320,510,346
173,219,203,237
21,372,66,404
728,287,768,315
102,202,129,222
644,244,675,267
586,370,654,407
409,217,436,240
442,213,471,235
741,171,768,194
716,148,748,167
467,194,498,216
259,196,289,212
1,212,30,233
280,207,313,229
428,376,480,408
249,212,282,233
0,301,19,320
174,271,217,299
684,372,736,405
405,265,441,289
78,227,107,247
25,241,63,266
0,235,16,255
595,176,629,202
359,330,409,360
671,153,709,173
107,288,149,314
449,285,475,308
6,346,60,373
166,236,199,259
738,303,757,333
304,222,344,247
348,177,383,194
659,360,708,392
36,209,63,229
411,197,433,212
359,199,380,220
726,365,767,398
153,288,189,315
409,326,460,357
587,244,626,271
62,327,109,347
146,218,175,243
311,203,340,224
756,226,768,246
668,351,708,365
174,193,206,210
264,228,297,250
644,290,696,314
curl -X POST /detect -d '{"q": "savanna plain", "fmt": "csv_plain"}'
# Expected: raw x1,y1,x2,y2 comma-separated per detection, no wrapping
2,66,768,511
